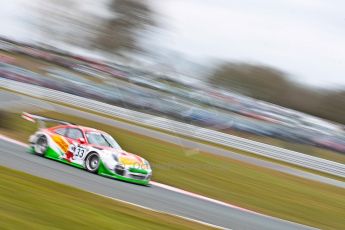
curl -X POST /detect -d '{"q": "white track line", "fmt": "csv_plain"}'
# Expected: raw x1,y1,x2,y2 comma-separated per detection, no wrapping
0,133,304,227
91,192,227,229
0,134,29,148
151,181,265,217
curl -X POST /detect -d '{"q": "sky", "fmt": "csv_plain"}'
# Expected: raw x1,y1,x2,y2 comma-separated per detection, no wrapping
150,0,345,88
1,0,345,88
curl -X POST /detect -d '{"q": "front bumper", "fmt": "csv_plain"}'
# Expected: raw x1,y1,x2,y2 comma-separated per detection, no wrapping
98,161,151,185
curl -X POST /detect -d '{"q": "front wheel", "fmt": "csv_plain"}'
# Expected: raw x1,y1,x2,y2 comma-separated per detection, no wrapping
85,152,100,173
34,135,48,157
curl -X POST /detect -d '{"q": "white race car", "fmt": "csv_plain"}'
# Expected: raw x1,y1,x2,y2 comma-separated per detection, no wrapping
23,112,152,185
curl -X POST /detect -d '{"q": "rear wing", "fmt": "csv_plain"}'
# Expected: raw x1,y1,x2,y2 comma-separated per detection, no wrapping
21,112,74,128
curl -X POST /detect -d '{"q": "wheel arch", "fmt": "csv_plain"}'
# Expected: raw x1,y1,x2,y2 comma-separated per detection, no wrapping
84,151,101,173
31,132,50,145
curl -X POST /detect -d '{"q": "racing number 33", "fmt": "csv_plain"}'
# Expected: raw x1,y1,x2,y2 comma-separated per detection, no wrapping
74,147,86,158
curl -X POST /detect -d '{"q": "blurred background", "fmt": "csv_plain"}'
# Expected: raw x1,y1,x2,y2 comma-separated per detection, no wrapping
1,0,345,160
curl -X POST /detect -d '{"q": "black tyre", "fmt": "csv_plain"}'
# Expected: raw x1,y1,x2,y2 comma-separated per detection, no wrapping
85,152,100,173
34,135,48,157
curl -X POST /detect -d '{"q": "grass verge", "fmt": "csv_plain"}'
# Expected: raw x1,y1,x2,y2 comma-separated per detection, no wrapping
0,110,345,229
0,166,214,230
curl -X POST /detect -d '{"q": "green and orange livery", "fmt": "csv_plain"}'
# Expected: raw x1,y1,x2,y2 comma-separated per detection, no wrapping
23,112,152,185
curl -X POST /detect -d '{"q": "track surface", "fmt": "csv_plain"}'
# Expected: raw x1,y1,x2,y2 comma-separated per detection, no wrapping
0,140,316,230
1,90,344,188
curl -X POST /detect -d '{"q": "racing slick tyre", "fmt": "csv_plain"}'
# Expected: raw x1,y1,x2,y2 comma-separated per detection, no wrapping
34,135,48,157
85,152,100,173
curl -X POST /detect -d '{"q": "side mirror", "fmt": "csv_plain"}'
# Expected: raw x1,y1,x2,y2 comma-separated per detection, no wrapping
77,138,86,144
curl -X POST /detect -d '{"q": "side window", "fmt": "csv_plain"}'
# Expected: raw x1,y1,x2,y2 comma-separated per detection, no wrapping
54,128,67,136
66,128,83,140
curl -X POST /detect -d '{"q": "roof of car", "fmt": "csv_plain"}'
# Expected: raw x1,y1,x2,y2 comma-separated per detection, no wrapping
51,124,104,133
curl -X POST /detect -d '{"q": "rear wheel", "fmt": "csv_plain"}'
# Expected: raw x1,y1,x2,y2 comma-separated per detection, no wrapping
85,152,100,173
34,136,48,157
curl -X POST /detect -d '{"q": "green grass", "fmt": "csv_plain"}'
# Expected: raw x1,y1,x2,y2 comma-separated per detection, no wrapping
1,110,345,229
0,166,214,230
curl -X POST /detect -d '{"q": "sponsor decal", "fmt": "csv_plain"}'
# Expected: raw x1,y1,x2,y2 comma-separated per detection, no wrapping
51,134,69,153
119,155,148,170
119,156,138,167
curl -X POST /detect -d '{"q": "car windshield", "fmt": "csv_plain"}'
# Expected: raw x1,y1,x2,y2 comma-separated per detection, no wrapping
85,132,122,150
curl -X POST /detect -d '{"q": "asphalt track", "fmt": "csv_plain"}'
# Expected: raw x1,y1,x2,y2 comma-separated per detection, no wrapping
0,139,317,230
1,90,344,189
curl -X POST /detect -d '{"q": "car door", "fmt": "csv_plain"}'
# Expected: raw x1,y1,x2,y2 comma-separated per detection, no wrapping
65,128,87,164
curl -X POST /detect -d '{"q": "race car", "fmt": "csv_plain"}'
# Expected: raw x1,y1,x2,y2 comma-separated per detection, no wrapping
22,112,152,185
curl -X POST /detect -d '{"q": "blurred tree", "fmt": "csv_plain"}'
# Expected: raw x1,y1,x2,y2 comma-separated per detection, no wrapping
34,0,156,54
94,0,156,54
34,0,98,47
316,90,345,123
208,62,345,124
208,63,291,102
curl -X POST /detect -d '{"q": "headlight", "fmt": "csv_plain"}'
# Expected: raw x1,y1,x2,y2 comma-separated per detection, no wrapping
144,161,151,170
